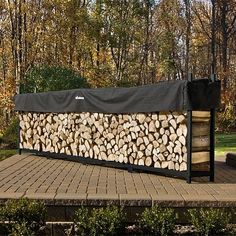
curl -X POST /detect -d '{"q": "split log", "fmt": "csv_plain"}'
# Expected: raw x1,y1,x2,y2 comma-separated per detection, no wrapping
137,151,144,158
159,144,166,153
175,162,180,171
169,126,175,134
145,148,152,156
153,140,159,148
176,127,182,136
148,133,154,142
160,128,165,135
170,133,177,142
138,159,144,166
157,153,165,161
154,132,159,140
147,119,155,131
192,111,210,122
192,151,210,164
118,154,124,163
137,114,146,123
183,153,187,162
129,156,134,164
192,136,210,149
154,161,161,168
145,157,152,166
180,162,187,171
167,145,173,153
123,156,128,164
177,115,185,124
192,111,210,118
152,114,158,120
155,120,160,128
153,155,158,162
192,123,210,137
168,161,175,170
143,136,149,146
169,119,177,129
179,136,186,146
161,120,169,128
161,161,169,169
140,144,146,151
137,137,143,146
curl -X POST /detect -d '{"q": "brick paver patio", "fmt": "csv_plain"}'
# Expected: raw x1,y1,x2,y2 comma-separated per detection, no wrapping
0,154,236,208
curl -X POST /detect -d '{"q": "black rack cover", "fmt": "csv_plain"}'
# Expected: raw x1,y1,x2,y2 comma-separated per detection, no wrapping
14,79,221,113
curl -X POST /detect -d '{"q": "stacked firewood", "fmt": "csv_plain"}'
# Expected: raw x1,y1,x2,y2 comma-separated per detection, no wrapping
191,111,211,170
19,111,210,171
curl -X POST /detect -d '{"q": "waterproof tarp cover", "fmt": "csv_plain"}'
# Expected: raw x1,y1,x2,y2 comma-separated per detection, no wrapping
14,79,221,113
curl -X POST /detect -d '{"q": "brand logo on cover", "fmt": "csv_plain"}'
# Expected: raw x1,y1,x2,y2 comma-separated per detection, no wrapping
75,96,84,100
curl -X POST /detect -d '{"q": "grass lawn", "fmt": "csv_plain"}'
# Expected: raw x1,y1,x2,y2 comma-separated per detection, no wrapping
0,149,17,162
215,132,236,156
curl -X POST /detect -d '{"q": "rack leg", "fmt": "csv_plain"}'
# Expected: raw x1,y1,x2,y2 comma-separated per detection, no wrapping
209,109,215,182
187,110,192,184
187,177,191,184
187,73,193,184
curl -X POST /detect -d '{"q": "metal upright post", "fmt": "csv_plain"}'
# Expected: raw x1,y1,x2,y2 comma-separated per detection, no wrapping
187,73,193,183
18,115,22,155
209,0,216,182
210,74,216,181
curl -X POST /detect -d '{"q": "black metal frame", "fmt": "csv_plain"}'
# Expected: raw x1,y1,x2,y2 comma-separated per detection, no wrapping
18,120,22,155
186,73,216,183
210,74,216,181
19,148,188,179
18,74,216,183
187,73,193,183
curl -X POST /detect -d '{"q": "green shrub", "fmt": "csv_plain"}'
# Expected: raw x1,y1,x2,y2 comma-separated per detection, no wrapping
74,206,125,236
0,117,19,148
21,65,90,93
188,208,231,236
90,206,125,236
0,198,46,236
74,206,90,236
139,206,177,236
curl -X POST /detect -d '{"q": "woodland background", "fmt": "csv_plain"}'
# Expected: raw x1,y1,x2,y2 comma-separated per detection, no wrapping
0,0,236,134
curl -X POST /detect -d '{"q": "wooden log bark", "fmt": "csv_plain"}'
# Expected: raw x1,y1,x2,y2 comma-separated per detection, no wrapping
192,111,210,118
192,136,210,149
192,123,210,137
192,111,210,123
192,151,210,164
